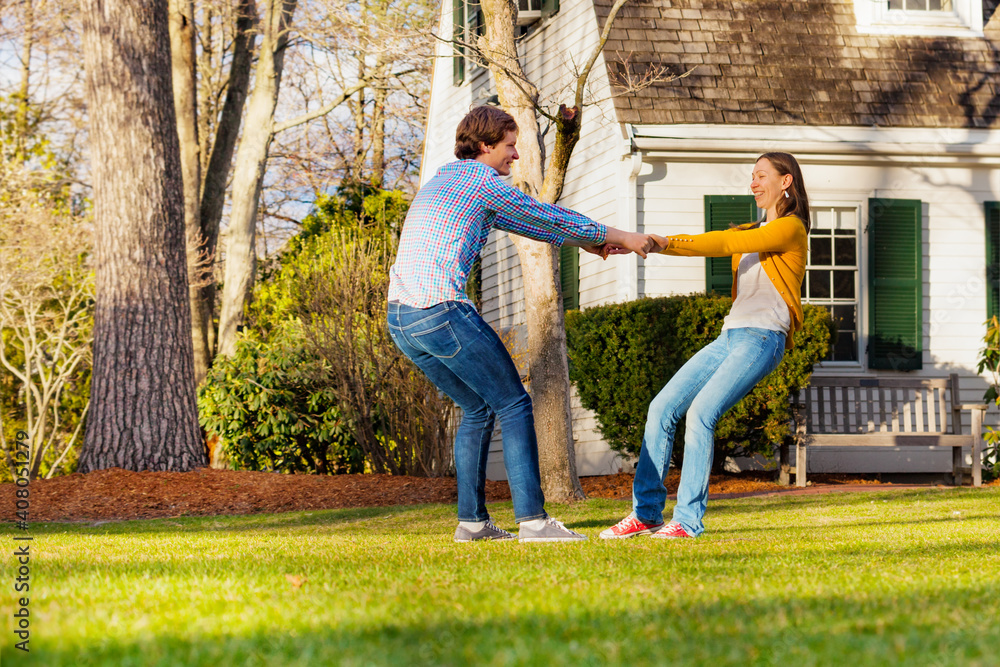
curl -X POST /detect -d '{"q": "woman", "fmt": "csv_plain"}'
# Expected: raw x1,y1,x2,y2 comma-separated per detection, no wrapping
600,152,811,540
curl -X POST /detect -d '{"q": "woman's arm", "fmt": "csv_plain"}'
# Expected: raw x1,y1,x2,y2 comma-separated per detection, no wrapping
655,216,806,257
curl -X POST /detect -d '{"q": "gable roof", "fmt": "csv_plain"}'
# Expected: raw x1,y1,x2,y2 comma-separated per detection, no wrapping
596,0,1000,128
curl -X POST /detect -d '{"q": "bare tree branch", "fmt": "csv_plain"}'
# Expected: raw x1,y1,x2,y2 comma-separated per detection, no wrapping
272,78,369,134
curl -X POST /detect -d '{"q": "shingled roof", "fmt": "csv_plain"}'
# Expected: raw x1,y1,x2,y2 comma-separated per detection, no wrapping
595,0,1000,127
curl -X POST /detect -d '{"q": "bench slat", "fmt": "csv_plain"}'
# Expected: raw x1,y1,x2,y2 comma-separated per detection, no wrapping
878,387,887,432
865,387,875,432
915,389,925,432
902,391,913,432
804,386,813,432
816,387,826,431
803,434,972,447
806,377,951,389
927,389,940,433
938,388,948,433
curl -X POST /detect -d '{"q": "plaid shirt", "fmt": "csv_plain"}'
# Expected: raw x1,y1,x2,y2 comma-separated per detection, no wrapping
388,159,607,308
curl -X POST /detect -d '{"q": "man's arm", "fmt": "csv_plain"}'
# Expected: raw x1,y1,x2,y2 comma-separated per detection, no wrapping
481,172,606,245
483,175,655,257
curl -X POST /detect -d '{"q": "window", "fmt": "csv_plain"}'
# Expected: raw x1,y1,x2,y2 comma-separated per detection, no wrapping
452,0,484,86
452,0,559,85
518,0,559,25
518,0,542,25
889,0,951,9
854,0,982,36
803,207,861,363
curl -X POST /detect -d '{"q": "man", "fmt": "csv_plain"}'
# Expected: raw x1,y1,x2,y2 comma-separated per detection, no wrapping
387,105,655,542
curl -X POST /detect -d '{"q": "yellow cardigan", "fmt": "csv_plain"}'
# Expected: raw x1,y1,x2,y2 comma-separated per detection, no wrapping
660,215,808,349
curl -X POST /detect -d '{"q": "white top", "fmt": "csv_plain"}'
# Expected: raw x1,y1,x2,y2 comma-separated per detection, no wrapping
721,222,791,335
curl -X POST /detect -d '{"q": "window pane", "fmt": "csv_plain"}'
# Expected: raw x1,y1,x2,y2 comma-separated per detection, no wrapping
834,236,856,266
809,270,831,299
810,237,832,265
833,329,859,362
833,270,855,299
833,304,856,331
888,0,904,9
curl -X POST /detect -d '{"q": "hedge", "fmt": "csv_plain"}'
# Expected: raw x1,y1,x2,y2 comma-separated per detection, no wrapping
565,294,834,464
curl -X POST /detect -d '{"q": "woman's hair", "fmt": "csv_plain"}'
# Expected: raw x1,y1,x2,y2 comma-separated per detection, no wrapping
454,106,519,160
757,151,811,232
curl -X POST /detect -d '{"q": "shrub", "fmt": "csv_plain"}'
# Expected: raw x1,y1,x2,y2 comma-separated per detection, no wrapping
200,188,454,477
566,294,833,465
293,228,455,477
198,331,363,475
975,316,1000,482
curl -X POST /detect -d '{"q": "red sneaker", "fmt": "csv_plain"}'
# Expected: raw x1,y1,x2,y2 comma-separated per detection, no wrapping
651,522,694,539
599,514,664,539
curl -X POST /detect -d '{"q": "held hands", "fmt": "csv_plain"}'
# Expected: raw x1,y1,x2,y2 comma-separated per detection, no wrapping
591,233,669,259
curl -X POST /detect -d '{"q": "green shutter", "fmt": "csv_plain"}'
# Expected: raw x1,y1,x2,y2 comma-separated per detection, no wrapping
703,195,756,295
541,0,559,18
560,244,579,311
867,198,923,371
452,0,465,86
986,202,1000,321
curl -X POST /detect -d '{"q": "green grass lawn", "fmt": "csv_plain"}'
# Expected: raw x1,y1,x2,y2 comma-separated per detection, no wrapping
2,487,999,666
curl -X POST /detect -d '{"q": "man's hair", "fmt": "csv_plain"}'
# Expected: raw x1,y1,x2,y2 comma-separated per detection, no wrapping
454,106,518,160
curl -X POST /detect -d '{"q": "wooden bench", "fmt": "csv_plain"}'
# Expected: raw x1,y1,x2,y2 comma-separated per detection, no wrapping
780,374,986,488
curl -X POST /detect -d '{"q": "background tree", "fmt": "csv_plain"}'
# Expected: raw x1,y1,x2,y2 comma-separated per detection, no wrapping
190,0,256,385
216,0,432,358
0,163,92,481
476,0,634,501
78,0,204,472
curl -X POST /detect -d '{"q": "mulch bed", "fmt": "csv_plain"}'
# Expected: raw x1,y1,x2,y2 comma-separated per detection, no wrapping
0,467,990,523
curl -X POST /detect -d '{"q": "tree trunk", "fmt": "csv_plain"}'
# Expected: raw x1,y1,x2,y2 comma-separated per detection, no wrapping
199,0,257,469
351,68,367,181
370,59,389,188
13,0,33,164
216,0,298,358
480,0,584,501
197,0,256,361
168,0,208,385
79,0,205,472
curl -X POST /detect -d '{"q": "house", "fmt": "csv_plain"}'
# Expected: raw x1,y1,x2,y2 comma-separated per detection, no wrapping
420,0,1000,479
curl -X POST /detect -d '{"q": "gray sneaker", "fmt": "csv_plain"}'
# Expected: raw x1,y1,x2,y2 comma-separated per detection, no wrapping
454,518,516,542
518,517,587,542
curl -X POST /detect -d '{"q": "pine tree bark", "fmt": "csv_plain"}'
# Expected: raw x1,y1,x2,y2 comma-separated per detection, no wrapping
480,0,584,501
216,0,298,358
79,0,205,472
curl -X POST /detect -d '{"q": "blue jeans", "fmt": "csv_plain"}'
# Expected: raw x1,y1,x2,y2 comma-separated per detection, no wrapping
632,328,786,536
386,300,547,523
